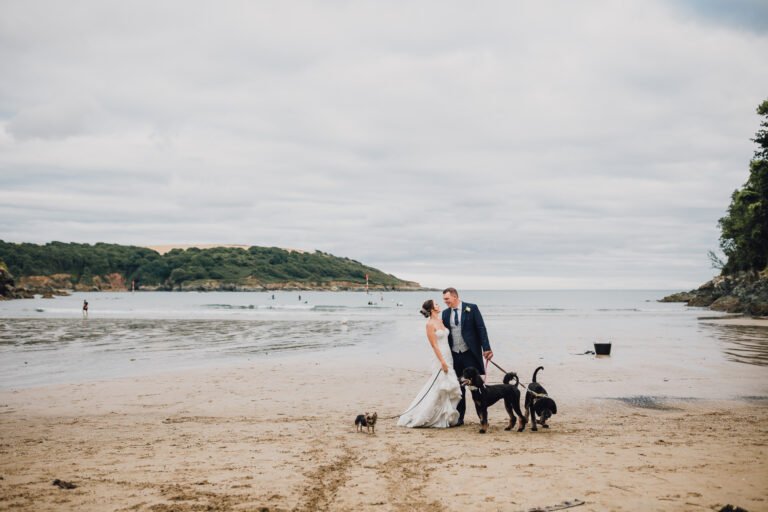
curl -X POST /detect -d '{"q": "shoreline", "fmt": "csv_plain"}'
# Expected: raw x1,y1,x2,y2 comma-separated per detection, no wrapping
1,359,766,511
698,315,768,327
2,287,437,301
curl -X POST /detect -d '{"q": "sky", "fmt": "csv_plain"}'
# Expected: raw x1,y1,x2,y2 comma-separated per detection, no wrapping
1,1,767,290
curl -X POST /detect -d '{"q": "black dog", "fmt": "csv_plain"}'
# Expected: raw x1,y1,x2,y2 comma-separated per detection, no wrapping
524,366,557,431
461,367,526,433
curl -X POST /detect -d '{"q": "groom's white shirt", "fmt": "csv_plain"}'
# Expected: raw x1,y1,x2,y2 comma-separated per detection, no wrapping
450,302,470,353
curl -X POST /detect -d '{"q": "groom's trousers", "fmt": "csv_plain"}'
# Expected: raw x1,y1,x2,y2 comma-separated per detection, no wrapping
451,350,484,422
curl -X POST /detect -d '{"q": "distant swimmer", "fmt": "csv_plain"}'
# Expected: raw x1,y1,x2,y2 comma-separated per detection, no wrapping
82,300,89,318
298,295,301,301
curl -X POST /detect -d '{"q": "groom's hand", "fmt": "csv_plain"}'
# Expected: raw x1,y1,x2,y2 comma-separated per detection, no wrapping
483,350,493,361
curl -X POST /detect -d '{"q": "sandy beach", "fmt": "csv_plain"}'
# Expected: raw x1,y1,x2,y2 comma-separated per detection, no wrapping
1,355,766,512
698,316,768,328
3,0,768,509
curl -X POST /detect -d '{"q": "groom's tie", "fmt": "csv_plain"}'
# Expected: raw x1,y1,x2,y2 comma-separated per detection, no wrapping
453,308,459,327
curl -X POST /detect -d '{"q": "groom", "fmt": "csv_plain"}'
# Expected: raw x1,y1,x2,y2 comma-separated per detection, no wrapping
442,287,493,426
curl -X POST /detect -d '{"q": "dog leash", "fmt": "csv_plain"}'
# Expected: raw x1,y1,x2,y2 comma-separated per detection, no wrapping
386,358,545,421
387,357,504,421
382,369,442,420
487,359,510,378
487,359,549,399
386,356,493,422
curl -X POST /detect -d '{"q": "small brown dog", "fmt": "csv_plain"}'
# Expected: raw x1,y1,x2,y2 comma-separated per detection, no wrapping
354,412,378,433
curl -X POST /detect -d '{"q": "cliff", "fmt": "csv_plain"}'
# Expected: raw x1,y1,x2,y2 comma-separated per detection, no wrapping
14,273,125,295
660,271,768,316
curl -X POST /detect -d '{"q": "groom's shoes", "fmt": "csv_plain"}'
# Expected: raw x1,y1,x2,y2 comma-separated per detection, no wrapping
454,418,464,427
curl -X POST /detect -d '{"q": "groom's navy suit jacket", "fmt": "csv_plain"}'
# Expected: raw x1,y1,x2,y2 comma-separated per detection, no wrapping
442,302,491,368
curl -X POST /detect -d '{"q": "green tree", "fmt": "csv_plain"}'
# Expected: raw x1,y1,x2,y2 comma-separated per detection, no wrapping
81,267,94,285
169,268,190,285
718,99,768,274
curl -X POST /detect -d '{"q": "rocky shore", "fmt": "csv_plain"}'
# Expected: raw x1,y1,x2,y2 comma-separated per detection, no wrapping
660,271,768,316
0,266,130,299
0,260,20,299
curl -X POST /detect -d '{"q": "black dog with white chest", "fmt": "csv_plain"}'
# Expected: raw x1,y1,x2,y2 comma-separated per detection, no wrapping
524,366,557,431
461,367,526,433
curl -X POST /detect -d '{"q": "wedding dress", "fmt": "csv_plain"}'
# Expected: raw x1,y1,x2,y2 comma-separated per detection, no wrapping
397,328,461,428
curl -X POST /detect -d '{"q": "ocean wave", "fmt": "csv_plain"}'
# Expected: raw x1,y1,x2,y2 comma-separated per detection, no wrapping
202,303,320,312
204,303,257,309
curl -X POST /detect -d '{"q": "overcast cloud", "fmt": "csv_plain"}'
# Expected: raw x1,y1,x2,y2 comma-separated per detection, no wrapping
1,0,767,289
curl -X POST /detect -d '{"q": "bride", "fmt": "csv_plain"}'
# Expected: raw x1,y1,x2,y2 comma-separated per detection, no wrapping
397,299,462,428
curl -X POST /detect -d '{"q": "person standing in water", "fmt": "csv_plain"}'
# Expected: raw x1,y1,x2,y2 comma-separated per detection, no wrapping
82,300,89,318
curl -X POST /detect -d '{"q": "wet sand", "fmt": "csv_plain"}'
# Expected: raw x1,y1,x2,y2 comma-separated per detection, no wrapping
1,359,766,512
699,316,768,328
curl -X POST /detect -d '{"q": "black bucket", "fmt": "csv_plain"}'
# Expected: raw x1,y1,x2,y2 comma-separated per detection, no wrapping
594,342,612,356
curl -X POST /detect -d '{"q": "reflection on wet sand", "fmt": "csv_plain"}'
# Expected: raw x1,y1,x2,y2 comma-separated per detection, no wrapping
0,318,385,387
0,318,380,354
703,324,768,366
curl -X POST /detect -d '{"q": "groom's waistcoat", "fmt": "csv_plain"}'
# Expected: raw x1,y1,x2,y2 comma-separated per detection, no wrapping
442,302,491,360
449,310,470,353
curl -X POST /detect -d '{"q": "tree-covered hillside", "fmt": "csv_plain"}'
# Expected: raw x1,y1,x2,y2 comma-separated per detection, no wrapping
0,241,420,290
661,99,768,315
717,99,768,275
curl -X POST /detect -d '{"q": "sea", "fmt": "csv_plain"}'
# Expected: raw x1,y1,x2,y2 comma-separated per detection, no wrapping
1,290,767,399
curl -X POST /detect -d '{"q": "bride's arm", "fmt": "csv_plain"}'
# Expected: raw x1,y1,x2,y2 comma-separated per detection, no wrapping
426,324,450,373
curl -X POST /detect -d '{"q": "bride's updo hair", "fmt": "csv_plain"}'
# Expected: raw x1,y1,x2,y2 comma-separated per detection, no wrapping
420,299,435,318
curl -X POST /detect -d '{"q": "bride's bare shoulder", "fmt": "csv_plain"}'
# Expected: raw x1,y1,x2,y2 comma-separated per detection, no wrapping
426,319,445,331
